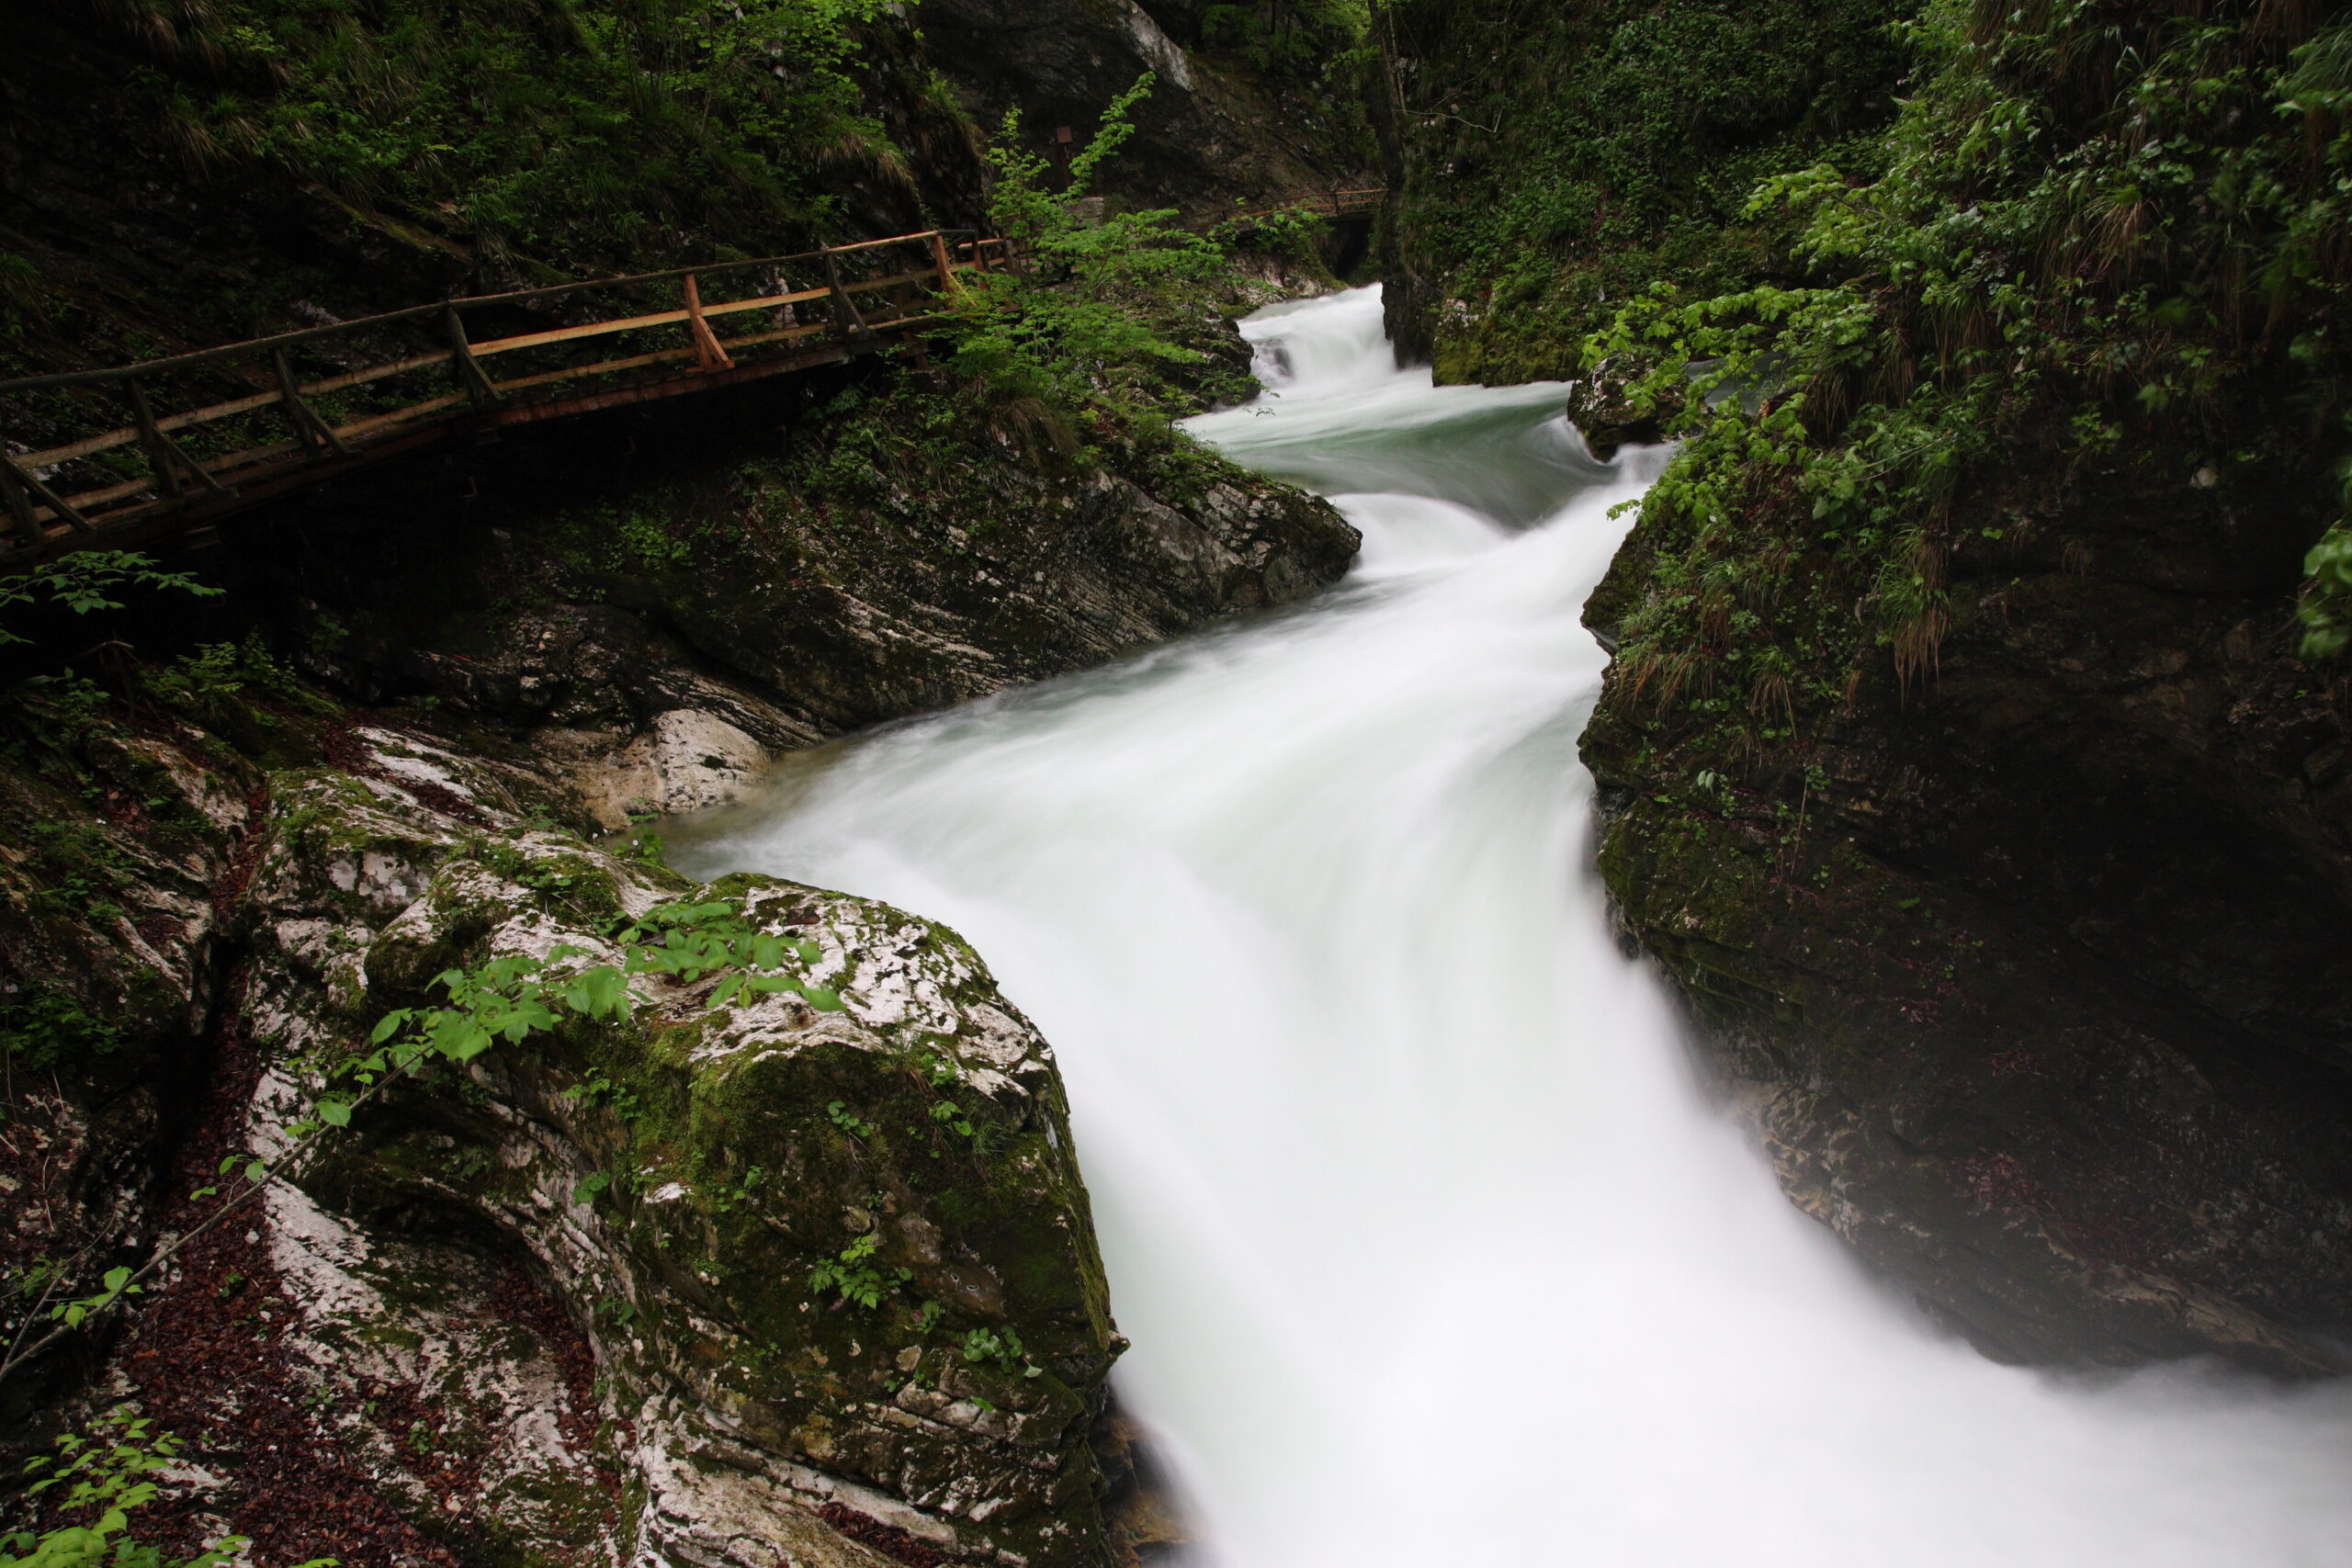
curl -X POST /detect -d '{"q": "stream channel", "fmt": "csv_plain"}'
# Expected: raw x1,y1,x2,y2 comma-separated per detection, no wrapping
676,288,2352,1567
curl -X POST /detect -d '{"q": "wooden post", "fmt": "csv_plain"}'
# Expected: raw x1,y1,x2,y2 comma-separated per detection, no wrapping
0,448,93,536
127,377,227,498
0,454,46,545
445,305,500,406
822,250,872,340
682,273,735,371
929,231,971,307
273,348,349,456
130,377,179,497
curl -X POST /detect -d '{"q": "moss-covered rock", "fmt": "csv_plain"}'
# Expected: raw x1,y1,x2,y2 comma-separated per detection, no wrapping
0,683,265,1419
1574,424,2352,1371
0,671,1133,1563
238,371,1358,830
235,726,1126,1567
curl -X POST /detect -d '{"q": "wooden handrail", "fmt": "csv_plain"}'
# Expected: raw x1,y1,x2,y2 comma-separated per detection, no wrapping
1221,188,1391,226
0,209,1271,556
0,229,986,395
0,228,1001,550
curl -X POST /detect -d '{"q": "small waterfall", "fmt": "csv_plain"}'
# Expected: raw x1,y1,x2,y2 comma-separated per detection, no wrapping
679,287,2352,1568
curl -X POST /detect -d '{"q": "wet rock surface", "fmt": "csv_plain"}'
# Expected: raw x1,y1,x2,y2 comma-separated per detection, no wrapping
243,382,1359,819
1,698,1136,1567
1582,464,2352,1371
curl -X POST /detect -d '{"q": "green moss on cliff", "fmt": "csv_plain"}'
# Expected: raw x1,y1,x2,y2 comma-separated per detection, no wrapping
1381,0,1917,383
1579,2,2352,772
105,0,924,274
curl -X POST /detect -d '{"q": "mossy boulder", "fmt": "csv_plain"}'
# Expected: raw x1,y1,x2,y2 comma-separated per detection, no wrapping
236,726,1125,1568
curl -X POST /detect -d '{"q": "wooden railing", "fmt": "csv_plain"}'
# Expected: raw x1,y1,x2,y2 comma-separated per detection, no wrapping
1224,187,1388,226
0,230,1018,555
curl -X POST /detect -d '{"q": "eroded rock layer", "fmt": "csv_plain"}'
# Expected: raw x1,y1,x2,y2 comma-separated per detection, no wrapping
6,695,1135,1567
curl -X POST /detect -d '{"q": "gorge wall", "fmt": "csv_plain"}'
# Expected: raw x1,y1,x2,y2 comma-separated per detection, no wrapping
1381,0,2352,1371
0,3,1363,1564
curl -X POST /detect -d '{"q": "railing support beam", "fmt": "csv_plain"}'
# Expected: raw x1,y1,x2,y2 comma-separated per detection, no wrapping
127,378,228,499
273,348,350,457
1,448,92,538
682,273,735,371
823,251,873,340
445,306,500,407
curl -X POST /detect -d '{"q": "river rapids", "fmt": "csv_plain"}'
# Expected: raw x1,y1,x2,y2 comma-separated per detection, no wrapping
678,288,2352,1567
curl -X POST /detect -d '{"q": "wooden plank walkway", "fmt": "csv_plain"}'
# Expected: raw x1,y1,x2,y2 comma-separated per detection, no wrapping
1223,188,1387,227
0,230,1016,558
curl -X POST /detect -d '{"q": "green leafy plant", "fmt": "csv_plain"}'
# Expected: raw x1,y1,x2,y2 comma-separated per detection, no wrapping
1210,202,1332,266
0,987,124,1072
611,899,844,1011
1,1406,323,1568
960,1325,1042,1379
616,825,671,869
1201,0,1369,74
1575,0,2352,757
130,0,899,273
2300,518,2352,661
807,1233,910,1311
947,76,1229,418
0,553,220,649
711,1164,765,1213
144,633,311,715
560,1070,640,1120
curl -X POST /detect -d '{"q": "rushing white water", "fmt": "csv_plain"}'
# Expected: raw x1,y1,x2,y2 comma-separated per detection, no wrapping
677,287,2352,1567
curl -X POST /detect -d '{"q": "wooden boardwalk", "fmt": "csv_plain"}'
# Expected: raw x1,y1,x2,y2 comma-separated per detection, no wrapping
1223,187,1387,226
0,230,1014,558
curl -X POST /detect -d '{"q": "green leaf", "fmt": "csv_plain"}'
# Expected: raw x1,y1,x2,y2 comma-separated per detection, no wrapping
801,986,844,1012
563,964,630,1019
317,1099,352,1128
244,1160,266,1183
101,1268,130,1293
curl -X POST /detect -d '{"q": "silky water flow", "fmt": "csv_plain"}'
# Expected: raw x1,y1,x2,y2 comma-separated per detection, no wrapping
675,288,2352,1567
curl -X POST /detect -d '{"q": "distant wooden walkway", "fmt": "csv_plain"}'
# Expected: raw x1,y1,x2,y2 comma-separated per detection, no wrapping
0,230,1014,558
1224,188,1387,226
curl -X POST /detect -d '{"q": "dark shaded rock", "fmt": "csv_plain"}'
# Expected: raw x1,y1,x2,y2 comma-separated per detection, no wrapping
229,378,1359,806
1562,377,1662,462
1,685,1137,1566
1582,460,2352,1371
919,0,1370,226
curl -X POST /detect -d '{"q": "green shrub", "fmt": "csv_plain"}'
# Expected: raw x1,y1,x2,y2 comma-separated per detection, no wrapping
125,0,899,271
1584,1,2352,742
1,1406,317,1568
946,76,1230,419
0,987,123,1072
0,553,219,649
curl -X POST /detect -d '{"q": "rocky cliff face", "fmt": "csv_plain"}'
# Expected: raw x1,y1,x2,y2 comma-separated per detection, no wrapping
1379,0,2352,1371
219,374,1358,827
919,0,1371,226
1,684,1150,1567
1580,451,2352,1371
0,3,1363,1559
